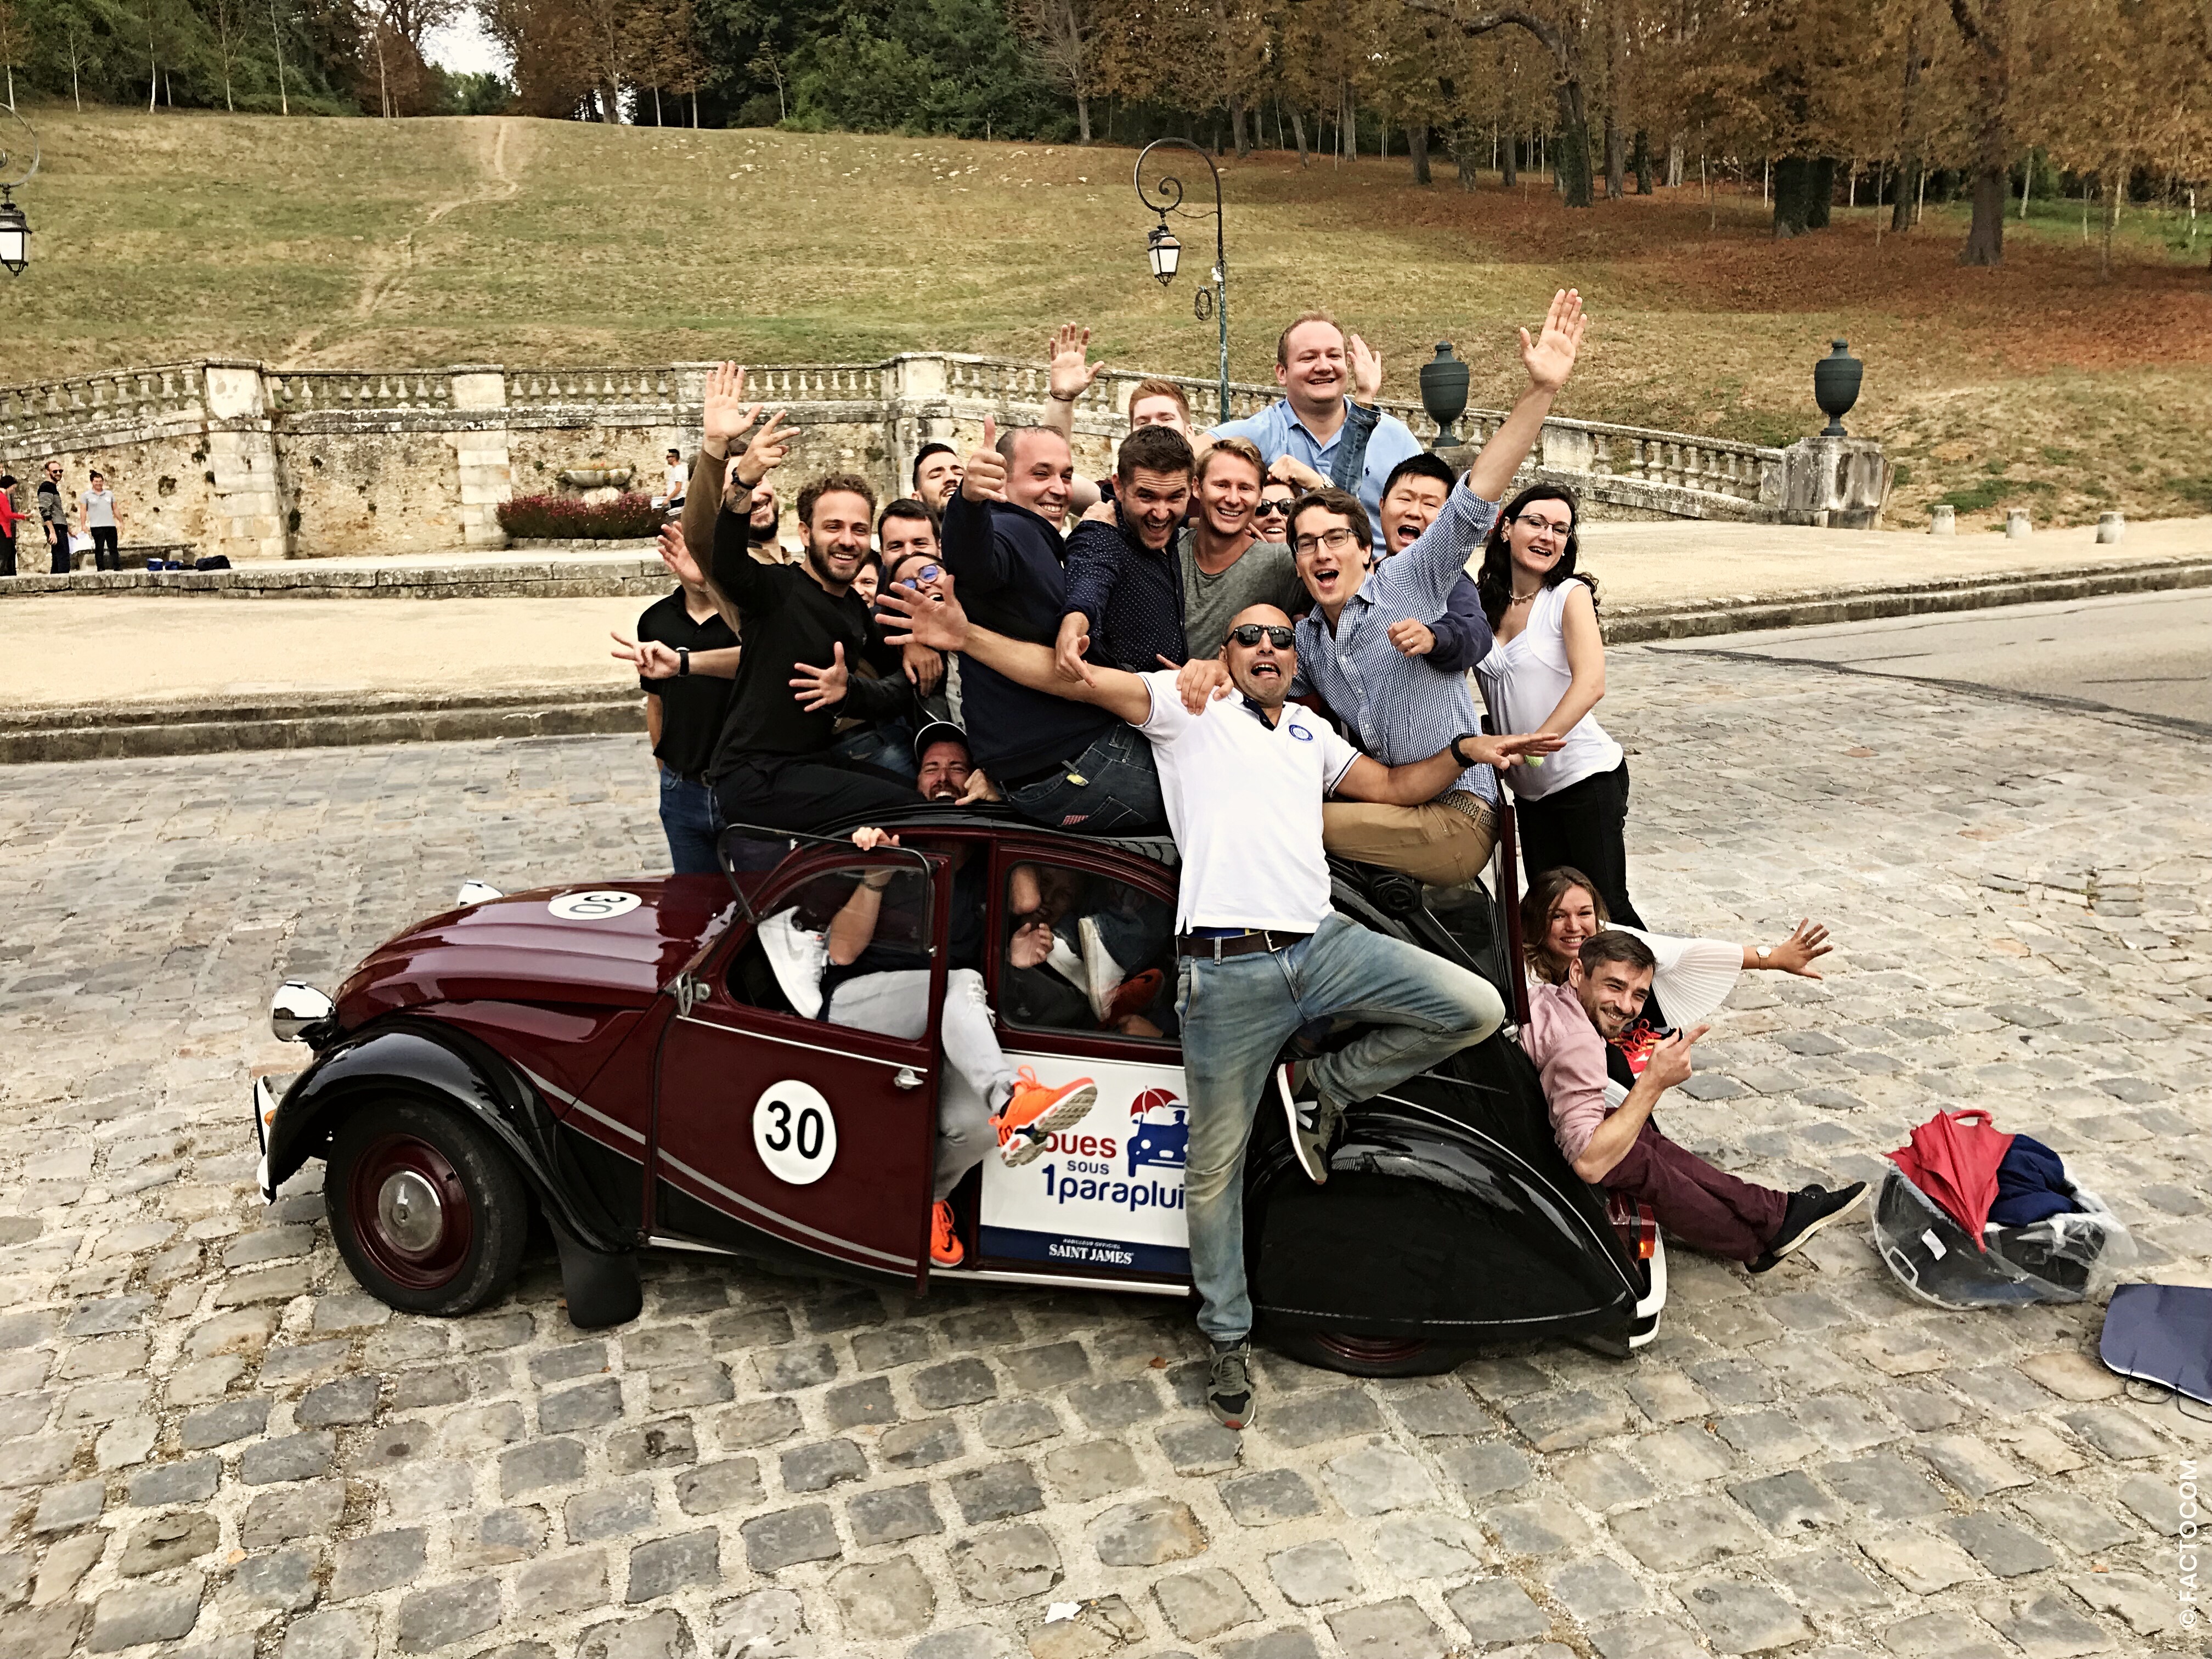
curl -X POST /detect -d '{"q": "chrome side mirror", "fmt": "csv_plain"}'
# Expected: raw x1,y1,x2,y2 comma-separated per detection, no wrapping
270,981,336,1044
456,879,505,906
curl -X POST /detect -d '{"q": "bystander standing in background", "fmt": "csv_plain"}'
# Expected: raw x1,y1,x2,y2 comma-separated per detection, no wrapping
0,473,24,578
80,470,123,572
662,447,688,508
37,460,67,575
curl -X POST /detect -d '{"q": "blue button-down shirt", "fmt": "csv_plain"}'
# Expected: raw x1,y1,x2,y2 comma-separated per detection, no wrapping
1214,400,1423,556
1293,480,1502,804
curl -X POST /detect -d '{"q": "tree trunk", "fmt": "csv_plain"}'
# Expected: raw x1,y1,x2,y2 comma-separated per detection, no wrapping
1290,105,1308,166
1075,88,1090,143
1553,80,1594,208
1667,137,1683,188
1410,122,1430,184
1951,0,2011,266
1454,128,1476,190
1603,0,1625,200
1773,155,1814,236
2099,165,2120,278
1502,132,1518,186
1807,156,1835,228
1231,97,1248,156
1632,129,1652,194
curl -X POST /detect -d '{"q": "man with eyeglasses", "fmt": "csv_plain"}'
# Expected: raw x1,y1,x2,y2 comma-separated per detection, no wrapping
880,574,1553,1429
1178,438,1308,660
1179,290,1589,895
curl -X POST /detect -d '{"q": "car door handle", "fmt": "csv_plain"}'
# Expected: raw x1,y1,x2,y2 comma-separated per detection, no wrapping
893,1068,925,1090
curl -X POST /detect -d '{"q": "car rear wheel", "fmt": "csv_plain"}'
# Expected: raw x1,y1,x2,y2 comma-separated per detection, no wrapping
1270,1327,1477,1378
327,1099,529,1317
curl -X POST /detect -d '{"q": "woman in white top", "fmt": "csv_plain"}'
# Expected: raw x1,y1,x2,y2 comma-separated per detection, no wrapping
1472,484,1643,925
1520,864,1831,1028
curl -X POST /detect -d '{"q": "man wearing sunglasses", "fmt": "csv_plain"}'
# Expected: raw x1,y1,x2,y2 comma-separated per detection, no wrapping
1180,439,1308,660
879,578,1554,1430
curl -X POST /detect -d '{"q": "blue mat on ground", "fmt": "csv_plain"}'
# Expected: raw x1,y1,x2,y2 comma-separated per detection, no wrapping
2100,1283,2212,1407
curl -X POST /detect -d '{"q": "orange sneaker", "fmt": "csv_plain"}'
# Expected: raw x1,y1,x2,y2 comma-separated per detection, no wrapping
930,1200,964,1267
992,1066,1099,1167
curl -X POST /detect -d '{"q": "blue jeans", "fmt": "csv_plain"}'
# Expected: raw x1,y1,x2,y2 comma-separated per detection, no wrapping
658,770,723,875
1176,912,1505,1342
1004,723,1165,834
830,719,918,783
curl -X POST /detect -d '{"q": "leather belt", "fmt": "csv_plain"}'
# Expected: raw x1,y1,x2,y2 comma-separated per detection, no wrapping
1177,929,1312,962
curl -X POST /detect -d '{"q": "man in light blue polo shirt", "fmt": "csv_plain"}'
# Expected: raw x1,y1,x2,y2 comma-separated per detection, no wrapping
1208,312,1421,556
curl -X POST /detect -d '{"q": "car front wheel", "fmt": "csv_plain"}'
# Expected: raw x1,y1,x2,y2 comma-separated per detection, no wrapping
327,1098,529,1317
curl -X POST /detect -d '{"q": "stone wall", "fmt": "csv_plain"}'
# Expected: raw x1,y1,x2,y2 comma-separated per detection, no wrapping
1,356,1877,563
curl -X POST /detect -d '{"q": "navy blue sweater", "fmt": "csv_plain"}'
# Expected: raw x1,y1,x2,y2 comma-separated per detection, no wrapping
938,492,1119,779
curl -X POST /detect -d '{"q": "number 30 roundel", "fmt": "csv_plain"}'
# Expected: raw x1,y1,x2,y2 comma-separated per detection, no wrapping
752,1081,838,1186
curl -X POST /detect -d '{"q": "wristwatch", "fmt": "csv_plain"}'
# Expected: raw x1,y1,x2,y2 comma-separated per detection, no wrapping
678,647,691,678
1755,945,1772,960
1449,733,1481,768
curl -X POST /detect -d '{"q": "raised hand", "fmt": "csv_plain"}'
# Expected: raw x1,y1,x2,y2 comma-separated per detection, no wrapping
961,416,1008,503
610,630,683,678
734,409,795,488
1765,919,1833,979
1349,332,1384,404
1386,618,1436,657
789,641,849,712
1519,288,1587,394
849,827,900,853
1008,918,1054,969
1047,323,1103,402
878,571,971,653
1268,453,1324,492
702,362,761,450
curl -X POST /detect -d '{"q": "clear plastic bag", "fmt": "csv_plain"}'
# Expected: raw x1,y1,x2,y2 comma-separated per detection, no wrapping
1871,1166,2135,1310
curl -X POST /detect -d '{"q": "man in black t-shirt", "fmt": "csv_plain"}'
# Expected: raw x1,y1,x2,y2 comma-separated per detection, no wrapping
611,523,741,874
696,364,921,836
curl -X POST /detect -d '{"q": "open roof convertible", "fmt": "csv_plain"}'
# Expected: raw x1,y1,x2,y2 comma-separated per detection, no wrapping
253,810,1662,1376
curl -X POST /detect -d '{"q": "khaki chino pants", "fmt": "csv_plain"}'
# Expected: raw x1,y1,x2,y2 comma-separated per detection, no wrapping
1322,795,1498,889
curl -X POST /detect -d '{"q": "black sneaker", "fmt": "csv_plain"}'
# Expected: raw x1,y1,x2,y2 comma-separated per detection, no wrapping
1275,1064,1339,1186
1207,1339,1255,1429
1751,1182,1868,1273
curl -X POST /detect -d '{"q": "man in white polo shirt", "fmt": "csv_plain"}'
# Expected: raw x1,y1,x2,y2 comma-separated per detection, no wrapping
880,582,1554,1428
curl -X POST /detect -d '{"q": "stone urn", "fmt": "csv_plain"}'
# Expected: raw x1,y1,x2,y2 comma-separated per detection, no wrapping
1419,343,1471,448
559,467,634,490
1814,340,1862,437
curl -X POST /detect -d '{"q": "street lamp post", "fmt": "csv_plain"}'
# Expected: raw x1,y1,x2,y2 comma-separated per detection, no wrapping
1135,138,1229,425
0,106,37,276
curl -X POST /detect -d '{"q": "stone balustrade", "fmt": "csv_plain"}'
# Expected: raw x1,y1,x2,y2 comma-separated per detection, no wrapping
0,354,1882,563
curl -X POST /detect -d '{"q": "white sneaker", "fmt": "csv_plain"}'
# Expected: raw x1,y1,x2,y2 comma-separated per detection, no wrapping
1275,1063,1338,1186
1080,915,1129,1023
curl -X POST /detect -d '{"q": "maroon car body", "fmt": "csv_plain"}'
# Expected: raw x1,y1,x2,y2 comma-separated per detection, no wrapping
253,814,1664,1373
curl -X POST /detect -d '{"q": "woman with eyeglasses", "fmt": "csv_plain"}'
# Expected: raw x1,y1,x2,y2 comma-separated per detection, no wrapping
1472,484,1646,928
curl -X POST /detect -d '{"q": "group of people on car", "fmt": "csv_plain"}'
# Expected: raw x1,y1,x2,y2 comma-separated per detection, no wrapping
611,293,1865,1429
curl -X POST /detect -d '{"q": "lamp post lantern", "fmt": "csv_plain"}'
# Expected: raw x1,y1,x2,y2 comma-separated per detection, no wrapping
0,107,36,277
1134,138,1229,425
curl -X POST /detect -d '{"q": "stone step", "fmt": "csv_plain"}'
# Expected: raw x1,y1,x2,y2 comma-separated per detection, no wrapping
0,685,641,764
0,552,665,601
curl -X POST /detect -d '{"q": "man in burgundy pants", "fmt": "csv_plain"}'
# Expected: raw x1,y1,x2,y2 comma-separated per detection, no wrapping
1523,932,1864,1273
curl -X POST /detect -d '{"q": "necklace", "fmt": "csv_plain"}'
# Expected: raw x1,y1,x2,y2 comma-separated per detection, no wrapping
1506,590,1539,605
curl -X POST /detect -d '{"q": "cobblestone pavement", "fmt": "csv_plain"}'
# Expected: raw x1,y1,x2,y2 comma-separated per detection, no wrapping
2,648,2208,1659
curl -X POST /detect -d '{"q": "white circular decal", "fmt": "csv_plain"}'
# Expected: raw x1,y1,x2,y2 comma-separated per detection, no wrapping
753,1081,838,1186
548,890,642,921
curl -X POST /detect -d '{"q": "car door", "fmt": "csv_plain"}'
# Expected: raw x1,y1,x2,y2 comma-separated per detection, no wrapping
972,836,1193,1289
652,840,947,1280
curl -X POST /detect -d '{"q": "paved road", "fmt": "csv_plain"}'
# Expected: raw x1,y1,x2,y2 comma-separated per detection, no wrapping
0,651,2207,1658
1654,590,2212,730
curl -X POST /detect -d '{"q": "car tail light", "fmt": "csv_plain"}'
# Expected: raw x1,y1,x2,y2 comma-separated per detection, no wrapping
1607,1193,1657,1260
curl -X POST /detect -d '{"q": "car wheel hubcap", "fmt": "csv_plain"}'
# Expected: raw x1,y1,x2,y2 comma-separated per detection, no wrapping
349,1133,473,1291
377,1170,445,1254
1312,1331,1429,1367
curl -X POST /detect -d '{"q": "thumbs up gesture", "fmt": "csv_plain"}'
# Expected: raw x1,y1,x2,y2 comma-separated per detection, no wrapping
961,416,1008,503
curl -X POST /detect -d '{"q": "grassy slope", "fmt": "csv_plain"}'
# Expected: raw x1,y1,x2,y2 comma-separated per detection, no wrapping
7,105,2211,528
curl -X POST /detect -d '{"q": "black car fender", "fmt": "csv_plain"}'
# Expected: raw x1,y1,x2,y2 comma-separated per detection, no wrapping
266,1017,634,1256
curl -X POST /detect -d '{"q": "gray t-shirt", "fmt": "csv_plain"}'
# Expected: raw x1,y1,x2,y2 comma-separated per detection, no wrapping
1178,529,1308,659
82,489,117,529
